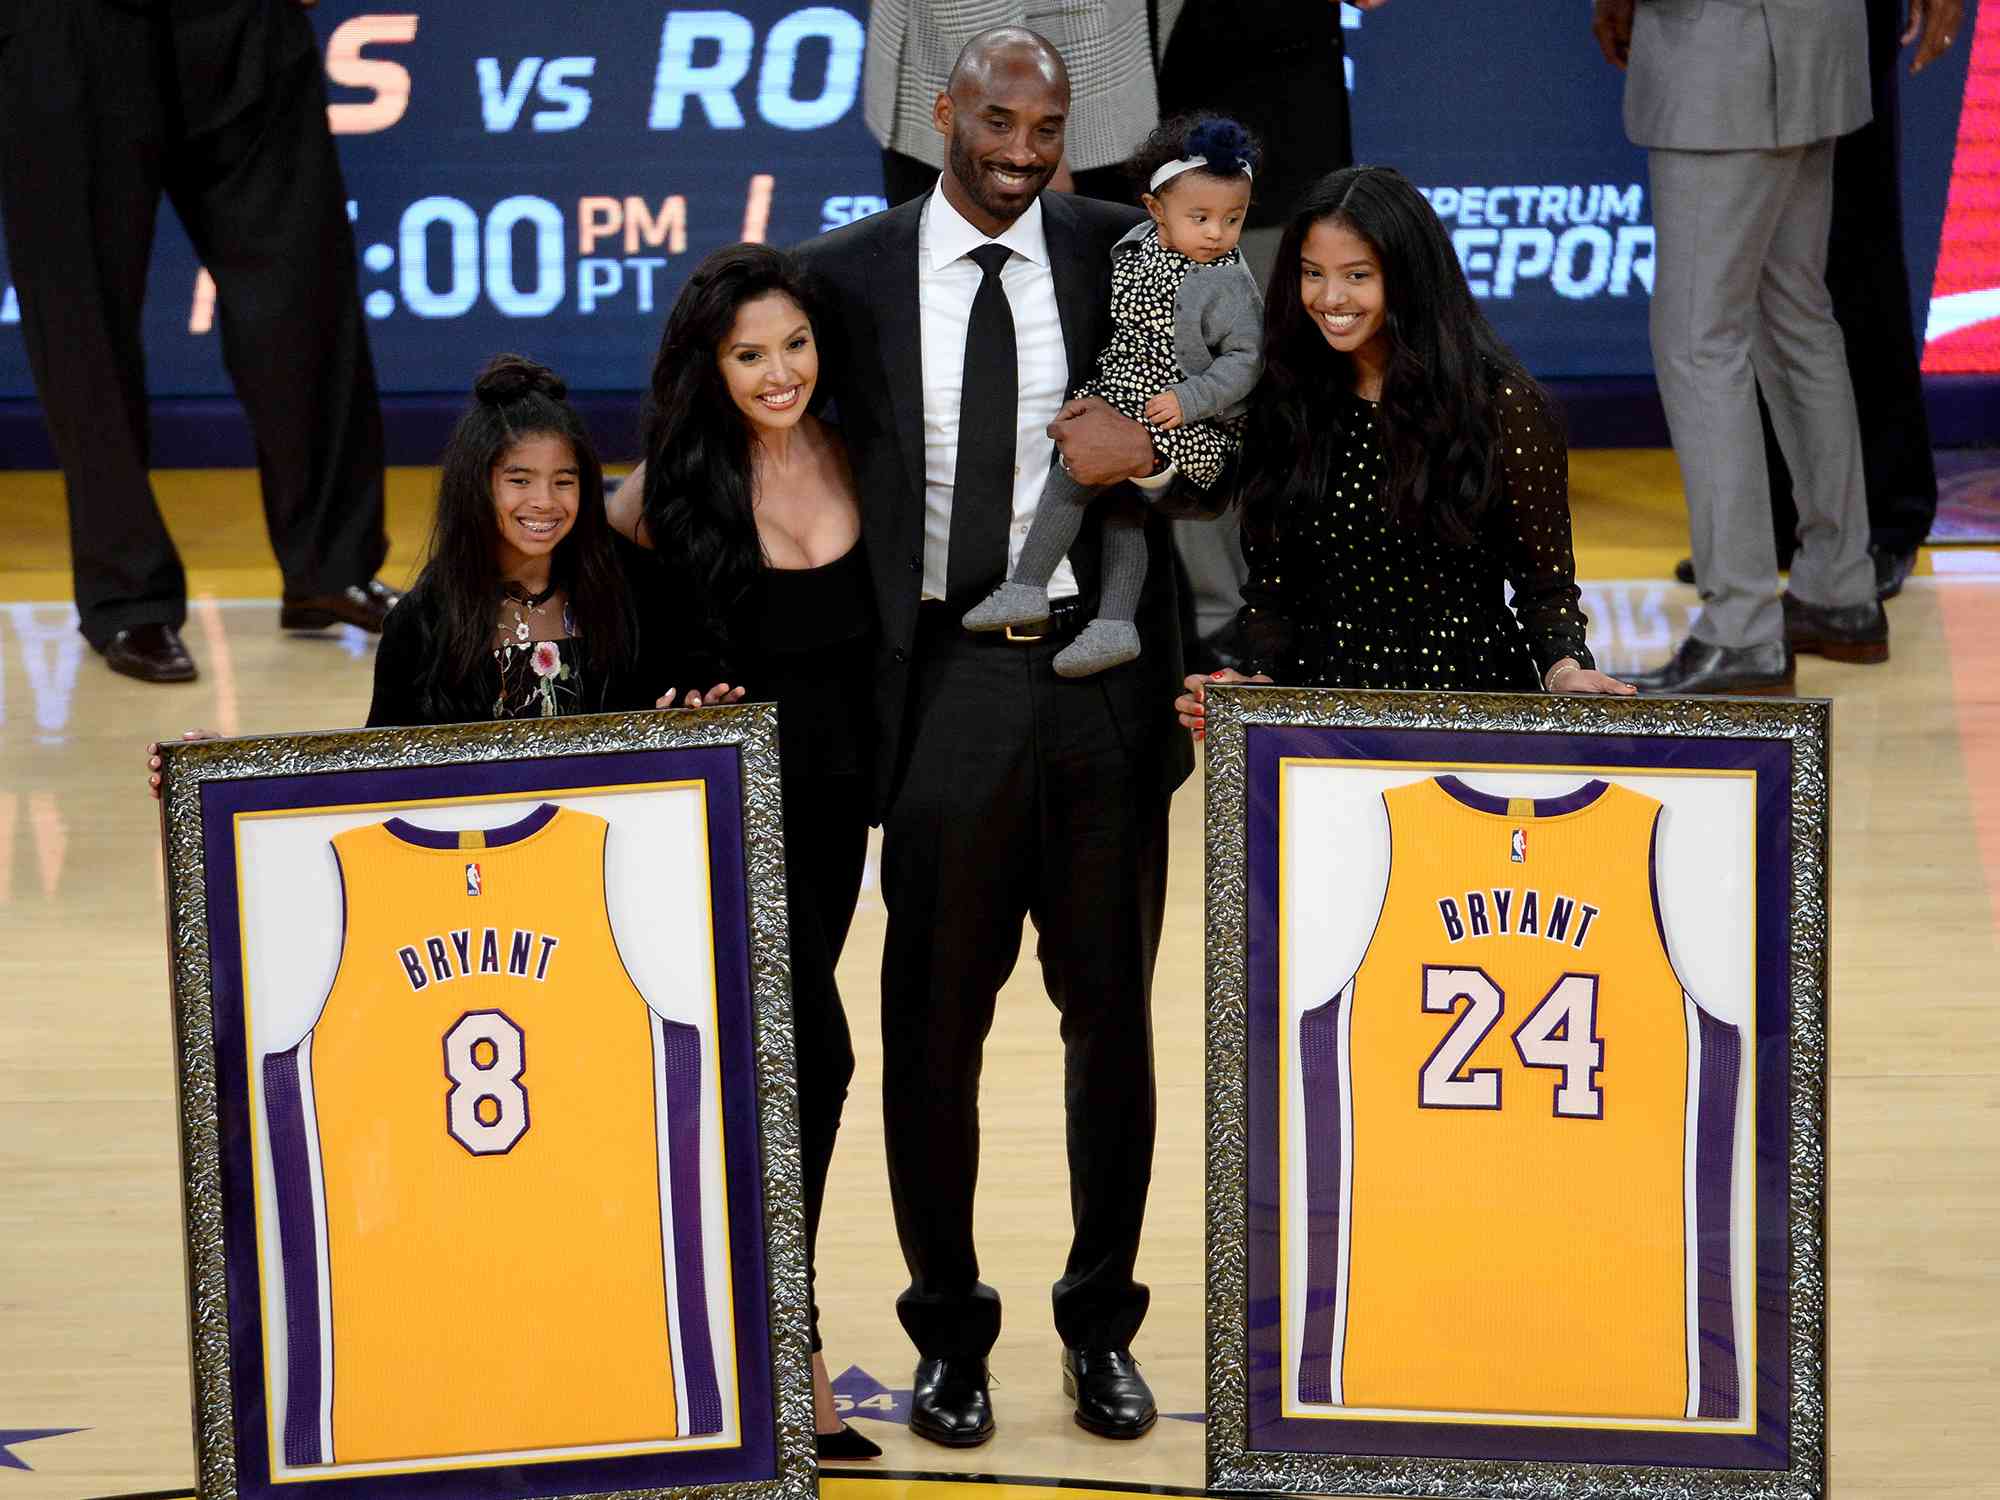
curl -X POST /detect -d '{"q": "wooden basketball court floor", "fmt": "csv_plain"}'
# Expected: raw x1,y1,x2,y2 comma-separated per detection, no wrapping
1,452,1995,1498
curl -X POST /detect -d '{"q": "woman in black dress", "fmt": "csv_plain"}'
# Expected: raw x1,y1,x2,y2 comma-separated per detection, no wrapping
1176,166,1632,736
610,245,877,1460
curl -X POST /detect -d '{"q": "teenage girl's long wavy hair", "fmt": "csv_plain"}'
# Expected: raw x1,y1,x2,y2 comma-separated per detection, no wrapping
639,242,824,642
412,354,631,716
1241,165,1546,547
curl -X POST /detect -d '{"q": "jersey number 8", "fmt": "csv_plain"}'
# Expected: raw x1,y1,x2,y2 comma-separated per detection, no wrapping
444,1009,530,1154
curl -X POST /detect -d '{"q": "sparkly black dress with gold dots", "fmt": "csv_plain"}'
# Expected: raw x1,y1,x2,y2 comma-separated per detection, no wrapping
1237,379,1593,691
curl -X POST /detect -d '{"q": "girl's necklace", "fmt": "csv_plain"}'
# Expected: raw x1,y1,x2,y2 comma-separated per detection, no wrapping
499,580,559,645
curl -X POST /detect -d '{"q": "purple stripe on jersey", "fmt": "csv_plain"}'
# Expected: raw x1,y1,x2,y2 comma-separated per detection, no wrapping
661,1017,724,1436
1296,998,1343,1406
262,1045,325,1467
1694,1008,1742,1420
382,801,559,850
1434,775,1608,818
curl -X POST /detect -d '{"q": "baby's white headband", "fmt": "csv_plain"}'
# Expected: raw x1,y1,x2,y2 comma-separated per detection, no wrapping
1148,155,1254,193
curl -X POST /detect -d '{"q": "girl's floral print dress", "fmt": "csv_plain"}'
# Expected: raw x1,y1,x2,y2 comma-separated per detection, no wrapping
492,600,584,718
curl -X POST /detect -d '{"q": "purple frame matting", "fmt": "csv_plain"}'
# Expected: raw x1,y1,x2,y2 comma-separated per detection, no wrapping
197,746,774,1500
1242,723,1791,1471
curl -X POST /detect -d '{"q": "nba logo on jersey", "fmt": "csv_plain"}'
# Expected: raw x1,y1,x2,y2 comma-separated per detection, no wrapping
465,862,482,896
1510,828,1527,863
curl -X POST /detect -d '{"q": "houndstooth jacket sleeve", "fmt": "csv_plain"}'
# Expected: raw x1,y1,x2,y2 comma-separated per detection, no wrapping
862,0,1173,173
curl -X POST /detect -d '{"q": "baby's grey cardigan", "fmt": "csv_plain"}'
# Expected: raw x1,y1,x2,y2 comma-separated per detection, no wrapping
1111,220,1266,426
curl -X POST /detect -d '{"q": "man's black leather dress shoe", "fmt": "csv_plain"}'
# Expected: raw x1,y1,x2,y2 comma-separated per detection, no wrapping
280,578,400,632
909,1357,994,1447
1872,544,1918,601
1628,637,1794,696
1783,591,1889,662
102,623,197,683
1061,1347,1157,1439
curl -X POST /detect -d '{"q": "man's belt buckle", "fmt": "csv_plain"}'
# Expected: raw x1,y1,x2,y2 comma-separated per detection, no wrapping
1004,624,1045,643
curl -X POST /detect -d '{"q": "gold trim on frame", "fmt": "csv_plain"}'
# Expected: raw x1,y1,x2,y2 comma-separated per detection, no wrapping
158,706,814,1500
1201,687,1829,1500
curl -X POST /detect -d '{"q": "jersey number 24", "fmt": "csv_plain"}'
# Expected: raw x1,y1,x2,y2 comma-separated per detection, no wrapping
1417,965,1604,1118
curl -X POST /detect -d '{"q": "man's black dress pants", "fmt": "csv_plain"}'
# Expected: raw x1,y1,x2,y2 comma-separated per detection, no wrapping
0,0,387,647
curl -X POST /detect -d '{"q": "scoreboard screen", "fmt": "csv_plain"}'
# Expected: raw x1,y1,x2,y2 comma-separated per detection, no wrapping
0,1,1990,404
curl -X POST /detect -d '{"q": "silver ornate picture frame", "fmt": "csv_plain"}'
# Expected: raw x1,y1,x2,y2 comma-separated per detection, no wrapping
156,705,814,1500
1202,687,1829,1500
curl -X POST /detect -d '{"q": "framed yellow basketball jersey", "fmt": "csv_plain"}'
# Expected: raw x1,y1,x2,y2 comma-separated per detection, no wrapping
1294,775,1742,1422
260,803,723,1466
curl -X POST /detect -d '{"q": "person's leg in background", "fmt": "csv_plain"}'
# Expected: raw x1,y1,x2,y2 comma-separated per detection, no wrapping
1721,0,1933,599
167,10,392,629
1631,145,1799,693
1156,0,1350,668
0,3,194,679
1829,0,1936,590
1753,140,1885,661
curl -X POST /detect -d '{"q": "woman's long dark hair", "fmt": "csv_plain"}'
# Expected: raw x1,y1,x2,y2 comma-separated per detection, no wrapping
412,353,632,715
639,242,824,641
1242,165,1545,547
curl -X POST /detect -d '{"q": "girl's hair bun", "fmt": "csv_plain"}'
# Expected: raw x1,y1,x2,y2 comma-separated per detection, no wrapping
474,353,567,406
1184,116,1260,179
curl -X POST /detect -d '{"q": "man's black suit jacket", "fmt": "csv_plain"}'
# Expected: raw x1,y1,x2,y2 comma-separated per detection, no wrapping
793,190,1211,820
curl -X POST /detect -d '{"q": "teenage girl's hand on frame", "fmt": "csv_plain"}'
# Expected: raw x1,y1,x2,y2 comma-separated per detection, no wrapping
146,729,219,799
1543,658,1636,696
1175,668,1273,742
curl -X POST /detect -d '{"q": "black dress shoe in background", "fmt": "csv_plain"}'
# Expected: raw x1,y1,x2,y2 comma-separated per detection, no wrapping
1783,591,1890,663
1871,544,1918,601
1061,1347,1157,1439
280,578,400,633
909,1356,994,1448
101,623,198,684
1627,636,1794,696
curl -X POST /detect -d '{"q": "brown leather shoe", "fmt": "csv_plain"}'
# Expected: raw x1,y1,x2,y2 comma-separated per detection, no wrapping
1627,636,1794,696
101,623,198,684
1783,591,1889,663
280,579,401,633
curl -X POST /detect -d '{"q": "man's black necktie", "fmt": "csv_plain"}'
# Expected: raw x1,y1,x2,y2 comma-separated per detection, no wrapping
947,242,1018,605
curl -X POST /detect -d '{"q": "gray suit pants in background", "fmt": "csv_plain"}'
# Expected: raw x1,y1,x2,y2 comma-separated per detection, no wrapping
1648,141,1874,649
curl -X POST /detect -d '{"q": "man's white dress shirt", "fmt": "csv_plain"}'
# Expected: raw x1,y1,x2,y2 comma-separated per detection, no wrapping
917,185,1079,602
